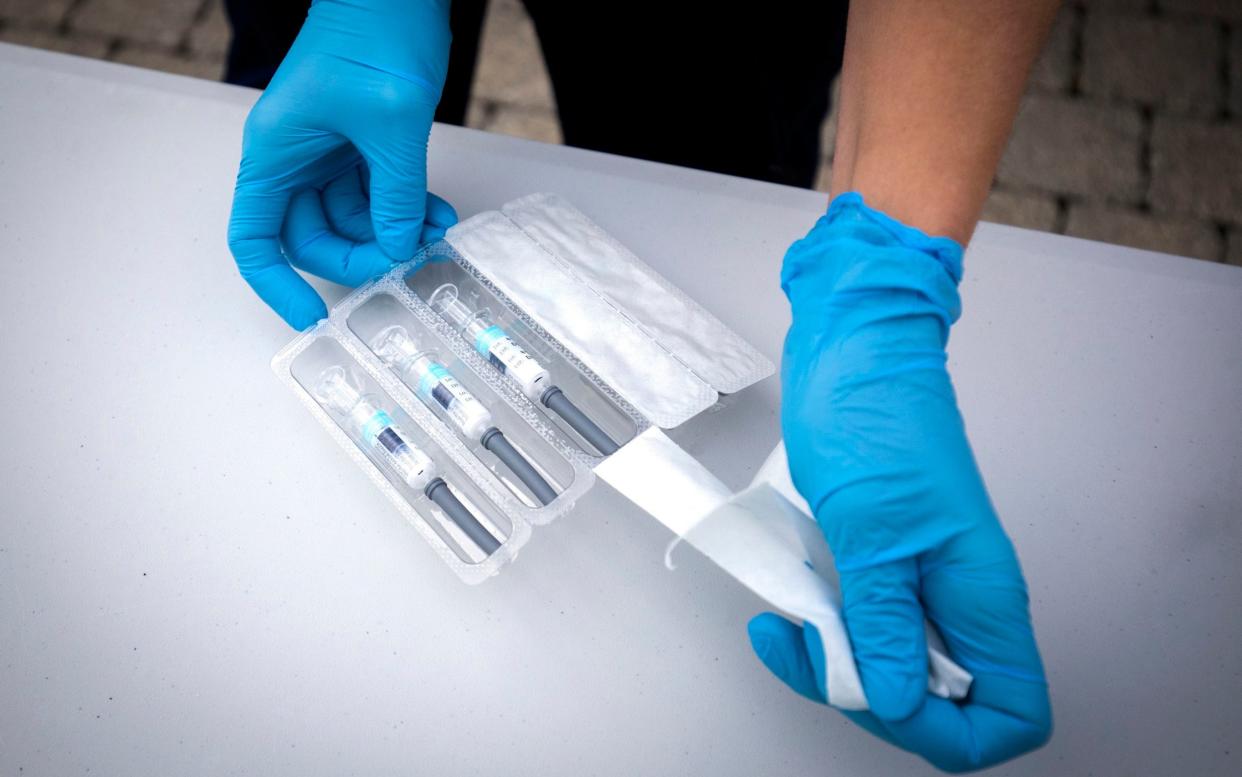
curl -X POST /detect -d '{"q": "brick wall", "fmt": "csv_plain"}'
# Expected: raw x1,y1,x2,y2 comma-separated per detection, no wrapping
2,0,1238,264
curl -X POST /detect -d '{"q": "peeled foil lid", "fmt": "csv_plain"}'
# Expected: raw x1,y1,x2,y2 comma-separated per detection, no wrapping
446,194,774,428
501,193,774,395
596,429,973,710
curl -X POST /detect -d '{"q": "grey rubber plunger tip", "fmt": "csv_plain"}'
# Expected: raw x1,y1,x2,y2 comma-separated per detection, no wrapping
541,386,620,456
424,477,502,555
481,427,558,506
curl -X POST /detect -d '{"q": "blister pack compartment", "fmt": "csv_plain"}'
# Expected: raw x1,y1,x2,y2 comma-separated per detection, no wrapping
501,193,772,395
273,326,534,584
274,193,775,581
342,291,585,510
400,243,646,463
444,194,774,428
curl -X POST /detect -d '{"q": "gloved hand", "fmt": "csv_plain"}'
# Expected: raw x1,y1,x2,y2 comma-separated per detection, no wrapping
227,0,457,330
747,193,1051,772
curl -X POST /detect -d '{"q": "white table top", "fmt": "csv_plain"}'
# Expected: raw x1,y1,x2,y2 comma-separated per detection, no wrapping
1,43,1239,776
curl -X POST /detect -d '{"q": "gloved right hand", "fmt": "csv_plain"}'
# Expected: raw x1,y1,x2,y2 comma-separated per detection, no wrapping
227,0,454,330
747,193,1051,772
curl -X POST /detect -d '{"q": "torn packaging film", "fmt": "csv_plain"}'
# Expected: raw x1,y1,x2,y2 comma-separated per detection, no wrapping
596,430,972,710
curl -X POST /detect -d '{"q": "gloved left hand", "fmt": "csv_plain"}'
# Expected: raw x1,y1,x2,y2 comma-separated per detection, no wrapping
746,193,1051,772
227,0,457,330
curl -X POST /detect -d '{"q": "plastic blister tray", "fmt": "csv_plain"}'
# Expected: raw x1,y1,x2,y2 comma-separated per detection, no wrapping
273,194,774,582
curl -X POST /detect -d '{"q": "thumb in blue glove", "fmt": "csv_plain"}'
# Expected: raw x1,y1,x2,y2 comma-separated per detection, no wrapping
748,193,1051,772
227,0,456,330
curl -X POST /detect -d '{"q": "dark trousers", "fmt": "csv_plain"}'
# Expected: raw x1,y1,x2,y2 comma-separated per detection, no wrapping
223,1,847,188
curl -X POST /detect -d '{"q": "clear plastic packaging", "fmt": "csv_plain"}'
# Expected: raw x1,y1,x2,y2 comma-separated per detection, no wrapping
273,194,774,582
275,331,532,583
400,245,643,461
346,292,580,508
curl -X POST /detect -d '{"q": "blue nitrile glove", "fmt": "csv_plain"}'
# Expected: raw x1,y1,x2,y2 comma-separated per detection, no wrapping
747,193,1051,772
227,0,456,330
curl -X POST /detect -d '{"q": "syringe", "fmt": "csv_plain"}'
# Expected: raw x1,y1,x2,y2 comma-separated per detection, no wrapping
313,366,502,555
428,284,620,456
369,326,558,506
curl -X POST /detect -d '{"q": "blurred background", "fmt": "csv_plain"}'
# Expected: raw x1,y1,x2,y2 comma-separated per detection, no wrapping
2,0,1239,265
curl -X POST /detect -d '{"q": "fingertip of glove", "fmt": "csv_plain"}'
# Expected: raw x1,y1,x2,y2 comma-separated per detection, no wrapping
274,284,327,332
284,300,328,332
747,613,800,673
746,613,784,658
747,614,827,704
340,241,401,286
241,265,328,331
859,663,927,722
425,192,459,229
420,224,449,245
375,229,421,264
801,620,829,696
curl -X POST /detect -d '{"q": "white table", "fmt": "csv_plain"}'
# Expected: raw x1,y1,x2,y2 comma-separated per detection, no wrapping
1,44,1239,776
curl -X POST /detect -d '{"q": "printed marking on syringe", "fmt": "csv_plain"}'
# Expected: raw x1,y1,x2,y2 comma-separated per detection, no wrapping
477,328,542,378
419,363,473,411
475,324,507,359
418,363,451,409
430,382,454,410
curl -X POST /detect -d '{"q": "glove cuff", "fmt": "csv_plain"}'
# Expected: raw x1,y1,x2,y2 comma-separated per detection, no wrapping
824,192,964,284
781,192,967,331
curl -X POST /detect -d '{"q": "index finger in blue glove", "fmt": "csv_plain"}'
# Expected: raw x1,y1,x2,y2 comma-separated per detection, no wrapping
421,191,459,244
838,558,929,721
880,685,1050,773
748,614,904,748
747,612,826,704
922,527,1048,694
877,532,1050,772
226,101,351,330
351,86,438,263
322,167,458,247
228,174,326,331
322,166,374,243
281,188,395,288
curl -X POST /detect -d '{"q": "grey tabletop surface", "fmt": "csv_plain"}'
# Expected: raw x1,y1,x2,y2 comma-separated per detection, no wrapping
1,44,1239,776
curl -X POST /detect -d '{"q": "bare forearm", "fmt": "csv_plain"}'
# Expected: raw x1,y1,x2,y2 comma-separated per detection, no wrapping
830,0,1060,243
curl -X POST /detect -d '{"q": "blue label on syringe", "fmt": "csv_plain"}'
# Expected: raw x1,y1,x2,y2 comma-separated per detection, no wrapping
418,363,452,408
360,410,394,444
475,325,507,365
476,325,537,375
412,360,493,438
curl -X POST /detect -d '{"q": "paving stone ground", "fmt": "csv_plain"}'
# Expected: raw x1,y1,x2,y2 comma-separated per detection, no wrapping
1,0,1239,265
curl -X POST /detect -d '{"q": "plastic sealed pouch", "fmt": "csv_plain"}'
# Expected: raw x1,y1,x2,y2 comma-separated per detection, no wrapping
501,193,772,394
273,325,531,584
336,288,595,521
399,244,645,462
441,196,775,429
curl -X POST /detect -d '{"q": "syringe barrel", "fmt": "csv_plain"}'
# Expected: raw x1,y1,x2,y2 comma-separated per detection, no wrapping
367,414,437,491
314,366,437,490
473,324,552,402
407,351,494,440
429,285,551,402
